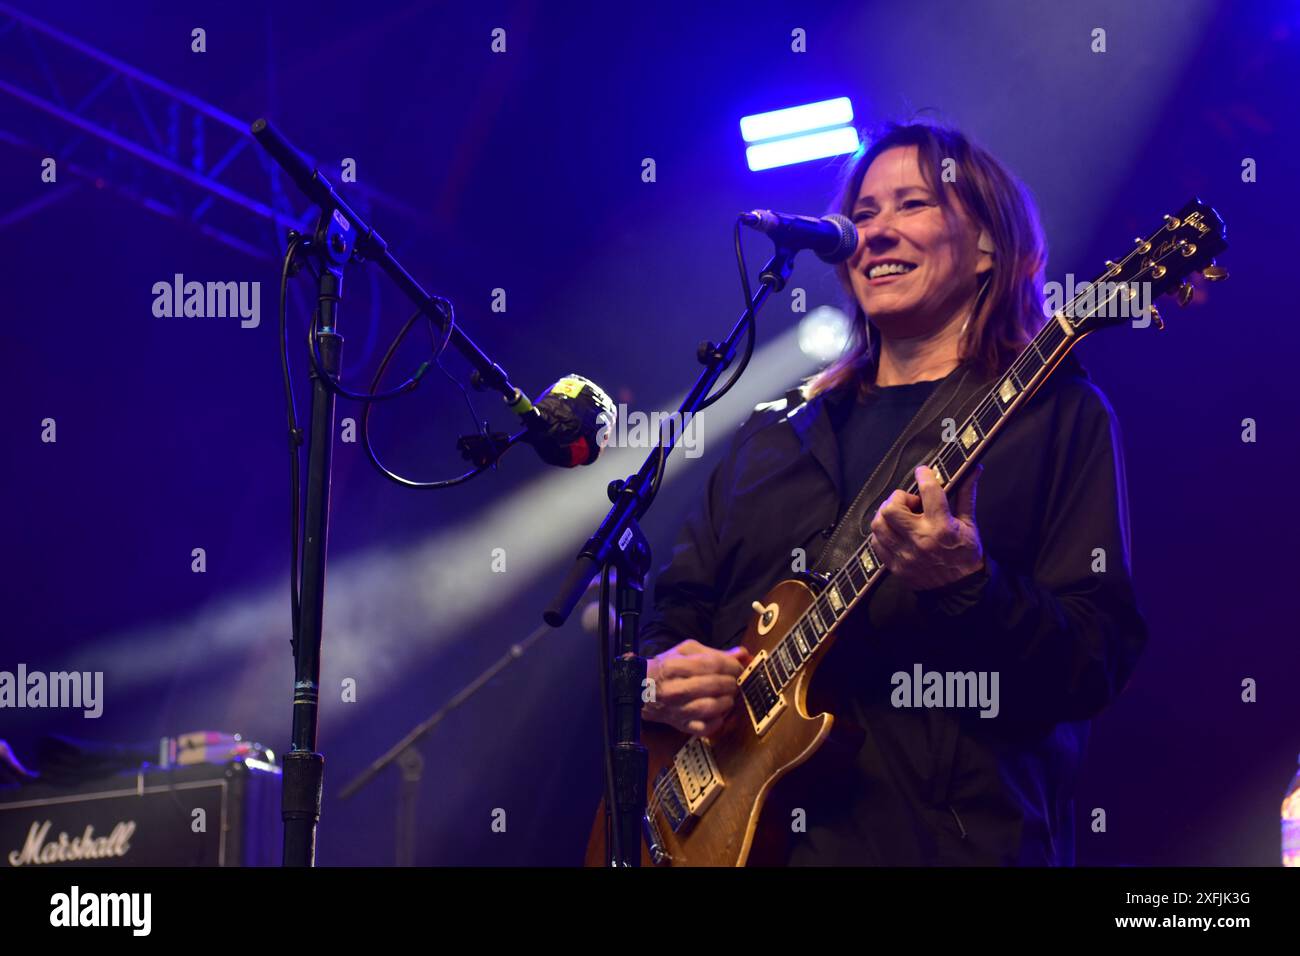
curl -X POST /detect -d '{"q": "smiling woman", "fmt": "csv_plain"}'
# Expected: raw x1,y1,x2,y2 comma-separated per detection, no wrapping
812,122,1048,395
631,118,1149,867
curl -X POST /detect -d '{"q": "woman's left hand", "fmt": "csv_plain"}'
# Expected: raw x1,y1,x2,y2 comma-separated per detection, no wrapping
869,464,985,591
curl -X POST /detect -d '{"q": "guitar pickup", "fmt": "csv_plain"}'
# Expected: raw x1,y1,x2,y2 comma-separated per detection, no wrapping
739,650,786,736
655,737,725,834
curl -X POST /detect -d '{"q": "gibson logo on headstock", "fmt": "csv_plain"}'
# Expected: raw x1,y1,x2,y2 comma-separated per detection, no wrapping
7,819,135,866
1151,211,1213,267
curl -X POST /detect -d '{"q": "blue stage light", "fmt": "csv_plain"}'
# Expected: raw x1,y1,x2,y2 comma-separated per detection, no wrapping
740,97,854,143
745,126,860,172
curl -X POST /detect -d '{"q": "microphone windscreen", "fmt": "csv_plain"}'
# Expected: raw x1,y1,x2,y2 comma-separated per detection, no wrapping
529,374,617,467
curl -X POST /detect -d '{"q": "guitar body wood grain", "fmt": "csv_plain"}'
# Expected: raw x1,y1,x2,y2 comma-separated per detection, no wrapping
585,578,838,867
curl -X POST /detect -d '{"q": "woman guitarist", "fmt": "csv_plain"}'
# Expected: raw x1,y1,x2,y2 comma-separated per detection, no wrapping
637,122,1148,866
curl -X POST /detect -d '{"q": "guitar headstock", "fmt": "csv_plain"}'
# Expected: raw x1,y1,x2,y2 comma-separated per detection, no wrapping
1067,198,1228,333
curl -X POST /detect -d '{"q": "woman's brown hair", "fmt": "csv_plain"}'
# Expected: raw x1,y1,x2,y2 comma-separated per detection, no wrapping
806,121,1048,398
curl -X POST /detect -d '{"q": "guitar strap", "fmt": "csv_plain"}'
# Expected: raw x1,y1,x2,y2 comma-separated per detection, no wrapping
812,361,1000,575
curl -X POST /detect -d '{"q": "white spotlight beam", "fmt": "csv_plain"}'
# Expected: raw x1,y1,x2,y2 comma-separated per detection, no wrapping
69,324,821,724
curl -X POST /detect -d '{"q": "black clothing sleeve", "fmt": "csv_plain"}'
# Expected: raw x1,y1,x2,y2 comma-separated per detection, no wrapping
914,381,1148,724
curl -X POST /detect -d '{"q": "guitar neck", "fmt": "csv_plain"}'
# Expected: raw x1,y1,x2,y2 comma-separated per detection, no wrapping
745,195,1227,701
751,300,1098,697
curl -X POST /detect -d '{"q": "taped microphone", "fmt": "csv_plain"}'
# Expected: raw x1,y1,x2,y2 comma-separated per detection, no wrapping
739,210,858,263
457,373,615,469
520,373,617,467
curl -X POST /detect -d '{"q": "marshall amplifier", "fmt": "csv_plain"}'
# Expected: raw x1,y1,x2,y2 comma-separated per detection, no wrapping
0,756,280,867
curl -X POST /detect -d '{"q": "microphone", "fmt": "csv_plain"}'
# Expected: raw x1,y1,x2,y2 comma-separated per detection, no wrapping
518,373,617,468
457,373,616,469
739,210,857,263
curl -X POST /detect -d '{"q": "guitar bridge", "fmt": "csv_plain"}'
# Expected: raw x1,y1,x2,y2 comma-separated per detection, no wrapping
643,813,670,865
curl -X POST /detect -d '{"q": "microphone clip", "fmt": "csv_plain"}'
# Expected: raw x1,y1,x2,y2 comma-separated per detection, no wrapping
456,430,517,468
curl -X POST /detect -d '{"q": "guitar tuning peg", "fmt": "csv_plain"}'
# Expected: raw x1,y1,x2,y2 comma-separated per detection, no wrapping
1149,304,1164,330
1177,283,1194,306
1202,264,1228,282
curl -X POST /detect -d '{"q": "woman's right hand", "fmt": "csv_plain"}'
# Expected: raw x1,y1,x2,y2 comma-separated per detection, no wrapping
642,638,752,737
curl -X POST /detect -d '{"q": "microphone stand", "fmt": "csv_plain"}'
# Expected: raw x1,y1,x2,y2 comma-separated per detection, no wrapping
251,118,531,866
339,581,610,864
544,246,799,866
336,619,555,864
279,207,348,870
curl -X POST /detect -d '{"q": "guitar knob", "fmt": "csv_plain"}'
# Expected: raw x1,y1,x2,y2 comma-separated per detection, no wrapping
1202,264,1228,282
1176,283,1194,306
1149,305,1164,331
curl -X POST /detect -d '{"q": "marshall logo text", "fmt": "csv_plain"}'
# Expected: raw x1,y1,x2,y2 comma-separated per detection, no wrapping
8,819,135,867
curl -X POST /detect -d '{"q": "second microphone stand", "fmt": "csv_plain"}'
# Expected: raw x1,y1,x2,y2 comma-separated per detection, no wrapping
545,246,799,866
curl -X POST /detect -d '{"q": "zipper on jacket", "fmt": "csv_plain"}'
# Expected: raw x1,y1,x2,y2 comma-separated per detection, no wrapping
947,804,968,840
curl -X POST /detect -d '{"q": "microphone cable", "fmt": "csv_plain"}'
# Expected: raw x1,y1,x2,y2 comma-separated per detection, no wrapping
279,238,494,648
638,217,759,512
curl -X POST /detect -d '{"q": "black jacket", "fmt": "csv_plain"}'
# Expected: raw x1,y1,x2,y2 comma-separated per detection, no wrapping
639,351,1148,865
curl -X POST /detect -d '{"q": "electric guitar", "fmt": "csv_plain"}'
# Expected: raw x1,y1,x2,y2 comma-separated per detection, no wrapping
585,199,1227,866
